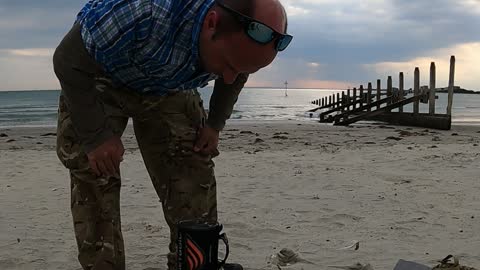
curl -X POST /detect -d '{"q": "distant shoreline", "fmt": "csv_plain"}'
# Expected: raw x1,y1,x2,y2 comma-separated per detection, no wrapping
0,87,345,92
0,86,478,93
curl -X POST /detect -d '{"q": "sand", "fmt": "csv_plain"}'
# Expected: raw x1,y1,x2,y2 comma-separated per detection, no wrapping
1,121,479,270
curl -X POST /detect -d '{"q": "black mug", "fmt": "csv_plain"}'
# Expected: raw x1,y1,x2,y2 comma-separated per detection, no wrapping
177,220,229,270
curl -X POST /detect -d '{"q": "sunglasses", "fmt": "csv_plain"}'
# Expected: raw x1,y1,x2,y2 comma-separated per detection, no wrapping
216,1,293,52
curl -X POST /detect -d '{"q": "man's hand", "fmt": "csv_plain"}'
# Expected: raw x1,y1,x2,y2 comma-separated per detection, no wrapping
87,136,124,177
194,125,220,157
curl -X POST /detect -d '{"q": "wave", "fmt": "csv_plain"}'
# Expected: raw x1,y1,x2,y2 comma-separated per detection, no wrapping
0,112,58,118
0,108,57,114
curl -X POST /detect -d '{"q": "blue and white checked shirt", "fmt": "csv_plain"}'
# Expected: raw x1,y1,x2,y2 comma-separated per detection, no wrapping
76,0,218,95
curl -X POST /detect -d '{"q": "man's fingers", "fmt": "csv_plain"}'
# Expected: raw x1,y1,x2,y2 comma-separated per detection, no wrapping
86,136,124,177
211,140,219,151
103,154,117,176
111,154,122,174
96,160,109,177
194,137,208,152
201,144,214,155
211,148,220,157
89,158,101,176
117,143,125,159
200,140,220,156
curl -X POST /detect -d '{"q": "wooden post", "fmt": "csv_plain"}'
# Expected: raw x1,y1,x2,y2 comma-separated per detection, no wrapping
333,94,337,108
336,92,340,109
429,62,436,115
367,82,372,112
341,92,346,113
414,67,420,114
347,89,351,110
399,72,404,112
377,79,381,109
353,88,357,109
359,85,364,109
447,56,455,115
387,76,393,107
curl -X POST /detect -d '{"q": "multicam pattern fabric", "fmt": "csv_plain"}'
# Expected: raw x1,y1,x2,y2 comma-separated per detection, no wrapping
57,86,218,270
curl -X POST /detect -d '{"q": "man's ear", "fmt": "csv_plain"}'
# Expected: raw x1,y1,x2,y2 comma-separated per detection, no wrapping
204,10,220,33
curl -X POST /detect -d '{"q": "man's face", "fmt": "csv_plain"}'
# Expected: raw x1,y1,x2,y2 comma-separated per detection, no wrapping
200,1,287,84
210,31,278,84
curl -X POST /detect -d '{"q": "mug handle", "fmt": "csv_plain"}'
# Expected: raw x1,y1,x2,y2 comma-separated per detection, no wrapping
218,233,230,268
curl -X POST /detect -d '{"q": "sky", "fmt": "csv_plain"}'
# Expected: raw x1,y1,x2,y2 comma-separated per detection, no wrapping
0,0,479,91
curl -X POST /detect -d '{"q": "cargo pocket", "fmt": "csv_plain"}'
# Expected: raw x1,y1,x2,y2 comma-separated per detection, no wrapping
56,94,89,170
185,90,207,130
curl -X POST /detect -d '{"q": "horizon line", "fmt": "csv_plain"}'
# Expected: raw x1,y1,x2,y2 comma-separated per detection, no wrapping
0,86,349,92
0,86,478,92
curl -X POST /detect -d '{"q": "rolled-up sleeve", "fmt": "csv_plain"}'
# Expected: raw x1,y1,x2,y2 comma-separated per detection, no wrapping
207,73,249,131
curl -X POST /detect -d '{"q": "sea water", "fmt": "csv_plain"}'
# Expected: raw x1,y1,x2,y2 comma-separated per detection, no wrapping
0,88,479,128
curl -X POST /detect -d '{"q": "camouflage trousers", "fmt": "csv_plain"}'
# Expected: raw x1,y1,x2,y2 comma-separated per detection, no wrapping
54,24,217,270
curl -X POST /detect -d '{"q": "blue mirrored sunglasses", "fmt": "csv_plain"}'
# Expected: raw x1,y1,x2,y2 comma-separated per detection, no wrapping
216,1,293,51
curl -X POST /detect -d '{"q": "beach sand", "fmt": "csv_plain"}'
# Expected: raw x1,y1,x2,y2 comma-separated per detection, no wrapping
1,121,479,270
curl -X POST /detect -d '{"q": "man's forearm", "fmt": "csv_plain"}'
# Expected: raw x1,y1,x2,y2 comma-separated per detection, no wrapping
207,74,249,131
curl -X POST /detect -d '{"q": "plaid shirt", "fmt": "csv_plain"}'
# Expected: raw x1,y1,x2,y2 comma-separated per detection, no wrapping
76,0,218,95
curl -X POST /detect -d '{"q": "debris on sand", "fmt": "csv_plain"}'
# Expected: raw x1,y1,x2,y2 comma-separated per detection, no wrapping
432,255,478,270
41,133,57,137
329,263,374,270
269,248,315,267
337,240,360,251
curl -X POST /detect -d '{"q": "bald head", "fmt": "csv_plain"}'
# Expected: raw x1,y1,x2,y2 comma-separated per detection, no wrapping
252,0,287,33
215,0,288,34
199,0,290,84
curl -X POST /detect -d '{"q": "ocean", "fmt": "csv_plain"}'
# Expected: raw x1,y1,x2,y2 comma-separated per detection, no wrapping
0,88,479,128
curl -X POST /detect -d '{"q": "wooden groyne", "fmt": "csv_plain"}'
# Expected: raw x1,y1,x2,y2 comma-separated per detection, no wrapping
309,56,456,130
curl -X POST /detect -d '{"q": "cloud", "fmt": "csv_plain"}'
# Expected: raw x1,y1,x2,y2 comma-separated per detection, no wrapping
0,48,58,90
246,57,331,88
363,42,480,90
462,0,480,14
0,0,479,91
282,0,480,66
283,3,310,17
289,79,352,89
0,2,81,49
2,48,55,57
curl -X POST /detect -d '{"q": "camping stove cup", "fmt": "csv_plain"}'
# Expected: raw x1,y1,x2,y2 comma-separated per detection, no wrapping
177,220,229,270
